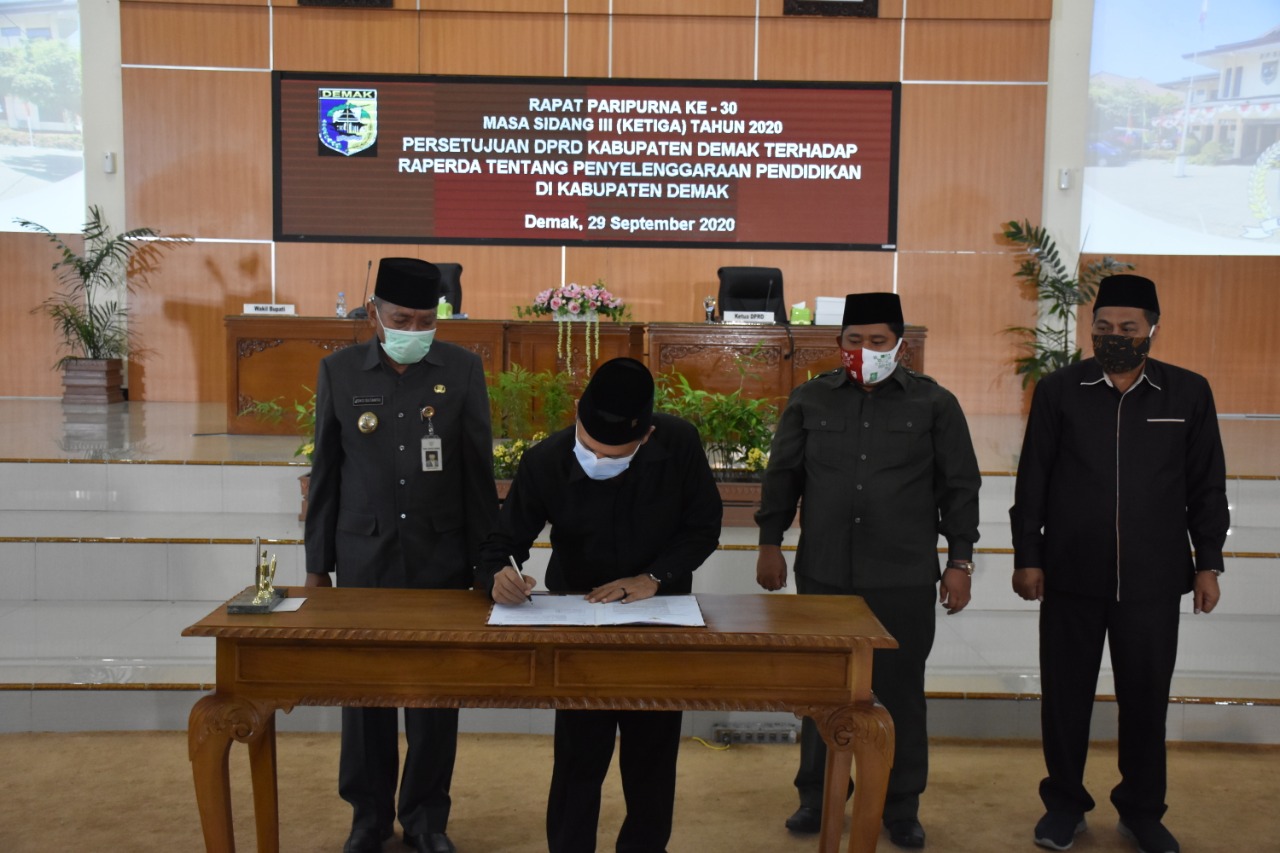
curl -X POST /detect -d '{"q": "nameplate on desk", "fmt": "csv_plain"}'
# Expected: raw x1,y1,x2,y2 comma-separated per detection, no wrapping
243,303,297,315
722,311,775,325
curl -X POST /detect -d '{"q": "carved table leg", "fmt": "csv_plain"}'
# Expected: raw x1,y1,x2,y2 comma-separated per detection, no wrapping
248,711,280,853
806,700,896,853
188,694,278,853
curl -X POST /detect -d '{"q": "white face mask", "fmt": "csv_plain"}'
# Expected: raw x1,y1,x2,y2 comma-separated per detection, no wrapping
376,308,436,364
573,433,638,480
839,339,902,386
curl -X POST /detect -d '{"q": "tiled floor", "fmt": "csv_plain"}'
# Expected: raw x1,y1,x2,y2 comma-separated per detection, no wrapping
0,399,1276,739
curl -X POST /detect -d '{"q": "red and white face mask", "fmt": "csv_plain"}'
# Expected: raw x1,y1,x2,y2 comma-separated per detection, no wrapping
840,339,902,386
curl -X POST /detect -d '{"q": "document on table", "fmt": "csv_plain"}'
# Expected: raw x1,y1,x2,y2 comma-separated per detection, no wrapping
487,594,705,627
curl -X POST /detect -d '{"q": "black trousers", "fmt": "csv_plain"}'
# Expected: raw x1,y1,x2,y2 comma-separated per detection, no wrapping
1038,589,1180,821
793,578,937,822
339,706,459,836
546,709,683,853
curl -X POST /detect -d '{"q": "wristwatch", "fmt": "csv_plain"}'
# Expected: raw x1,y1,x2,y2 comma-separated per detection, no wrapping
945,560,975,576
647,573,663,587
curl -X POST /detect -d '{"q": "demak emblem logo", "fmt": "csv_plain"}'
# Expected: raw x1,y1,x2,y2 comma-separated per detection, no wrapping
318,88,378,157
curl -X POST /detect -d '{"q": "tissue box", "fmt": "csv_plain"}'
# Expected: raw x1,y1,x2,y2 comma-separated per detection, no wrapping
789,305,812,324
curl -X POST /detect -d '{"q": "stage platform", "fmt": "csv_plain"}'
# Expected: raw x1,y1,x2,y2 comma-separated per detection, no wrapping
0,399,1277,742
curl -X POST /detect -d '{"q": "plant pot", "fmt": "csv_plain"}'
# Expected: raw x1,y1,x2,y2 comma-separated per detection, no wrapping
62,358,125,405
716,479,762,528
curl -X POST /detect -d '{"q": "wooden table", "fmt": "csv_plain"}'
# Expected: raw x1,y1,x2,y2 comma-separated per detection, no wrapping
184,588,897,853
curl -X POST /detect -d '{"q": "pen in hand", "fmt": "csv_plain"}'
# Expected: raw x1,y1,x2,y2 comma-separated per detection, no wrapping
508,555,533,604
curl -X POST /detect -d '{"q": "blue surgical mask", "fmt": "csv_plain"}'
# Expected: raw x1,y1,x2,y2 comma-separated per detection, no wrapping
573,433,638,481
378,322,436,365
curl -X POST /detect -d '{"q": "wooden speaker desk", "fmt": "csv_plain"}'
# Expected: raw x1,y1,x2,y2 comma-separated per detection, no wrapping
184,588,897,853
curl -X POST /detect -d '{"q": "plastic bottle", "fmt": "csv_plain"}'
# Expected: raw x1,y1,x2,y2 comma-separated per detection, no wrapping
335,291,347,318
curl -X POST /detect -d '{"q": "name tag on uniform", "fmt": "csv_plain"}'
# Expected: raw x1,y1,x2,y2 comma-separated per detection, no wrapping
353,395,384,406
421,436,443,472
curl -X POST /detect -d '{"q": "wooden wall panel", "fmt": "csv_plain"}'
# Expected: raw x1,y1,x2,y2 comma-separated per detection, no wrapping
904,19,1049,82
1075,255,1280,415
611,16,755,79
0,232,76,397
566,15,611,78
558,246,896,325
127,242,272,402
420,13,565,76
120,3,269,68
897,250,1033,416
273,242,569,324
424,0,569,11
897,83,1045,251
125,0,263,6
758,16,900,82
122,68,272,239
613,0,756,15
905,0,1051,20
273,9,420,73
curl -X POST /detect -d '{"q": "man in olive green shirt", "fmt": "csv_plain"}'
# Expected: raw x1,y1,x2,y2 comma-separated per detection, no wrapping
756,292,981,849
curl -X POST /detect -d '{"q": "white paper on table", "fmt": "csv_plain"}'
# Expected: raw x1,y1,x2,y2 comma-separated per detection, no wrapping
487,594,704,627
274,597,306,612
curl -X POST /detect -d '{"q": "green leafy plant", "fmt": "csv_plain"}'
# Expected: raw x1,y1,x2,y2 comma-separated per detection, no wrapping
654,344,778,481
487,365,575,440
240,388,316,463
1001,220,1134,388
19,205,186,368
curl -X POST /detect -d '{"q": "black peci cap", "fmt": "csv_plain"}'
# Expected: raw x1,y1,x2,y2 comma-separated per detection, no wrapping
577,358,655,445
1093,274,1160,315
373,258,441,310
842,292,904,328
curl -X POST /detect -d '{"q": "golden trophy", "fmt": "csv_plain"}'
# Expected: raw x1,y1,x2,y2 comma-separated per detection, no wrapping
228,537,289,613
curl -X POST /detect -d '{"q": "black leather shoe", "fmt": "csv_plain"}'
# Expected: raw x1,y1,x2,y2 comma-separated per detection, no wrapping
884,818,926,849
785,805,823,834
343,827,391,853
403,831,457,853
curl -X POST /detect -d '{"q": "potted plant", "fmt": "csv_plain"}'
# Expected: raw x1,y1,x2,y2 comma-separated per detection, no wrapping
487,365,575,497
19,205,184,404
654,344,779,526
1000,219,1133,388
242,390,316,519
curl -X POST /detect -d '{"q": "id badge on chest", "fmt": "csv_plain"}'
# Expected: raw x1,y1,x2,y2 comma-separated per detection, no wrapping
421,436,443,472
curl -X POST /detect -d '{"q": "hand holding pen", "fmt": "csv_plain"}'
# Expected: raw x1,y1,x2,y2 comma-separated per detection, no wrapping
491,554,537,605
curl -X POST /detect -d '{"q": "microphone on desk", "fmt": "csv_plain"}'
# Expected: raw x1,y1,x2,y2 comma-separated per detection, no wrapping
765,276,794,359
347,260,373,323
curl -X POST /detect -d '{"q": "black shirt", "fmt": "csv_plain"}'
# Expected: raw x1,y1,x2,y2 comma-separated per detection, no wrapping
479,413,723,594
755,366,981,589
1009,357,1229,600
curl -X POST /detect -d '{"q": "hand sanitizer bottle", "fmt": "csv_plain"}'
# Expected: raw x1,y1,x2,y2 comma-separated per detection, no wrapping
336,291,347,318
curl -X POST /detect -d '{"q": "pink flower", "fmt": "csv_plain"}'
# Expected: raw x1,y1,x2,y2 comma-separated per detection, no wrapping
567,300,581,314
549,296,563,310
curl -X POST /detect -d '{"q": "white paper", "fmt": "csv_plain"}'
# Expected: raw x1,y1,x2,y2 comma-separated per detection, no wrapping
274,597,306,612
488,594,704,627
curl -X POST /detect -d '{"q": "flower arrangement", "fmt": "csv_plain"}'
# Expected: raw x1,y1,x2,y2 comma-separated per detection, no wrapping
517,279,628,376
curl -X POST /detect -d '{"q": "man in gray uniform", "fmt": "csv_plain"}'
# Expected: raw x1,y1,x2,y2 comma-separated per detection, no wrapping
756,292,980,849
305,257,498,853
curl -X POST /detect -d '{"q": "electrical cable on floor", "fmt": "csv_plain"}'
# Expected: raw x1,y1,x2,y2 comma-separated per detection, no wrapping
691,736,731,750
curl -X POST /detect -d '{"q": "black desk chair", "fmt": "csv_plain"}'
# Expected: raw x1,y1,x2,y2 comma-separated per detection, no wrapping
436,263,463,314
717,266,786,324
